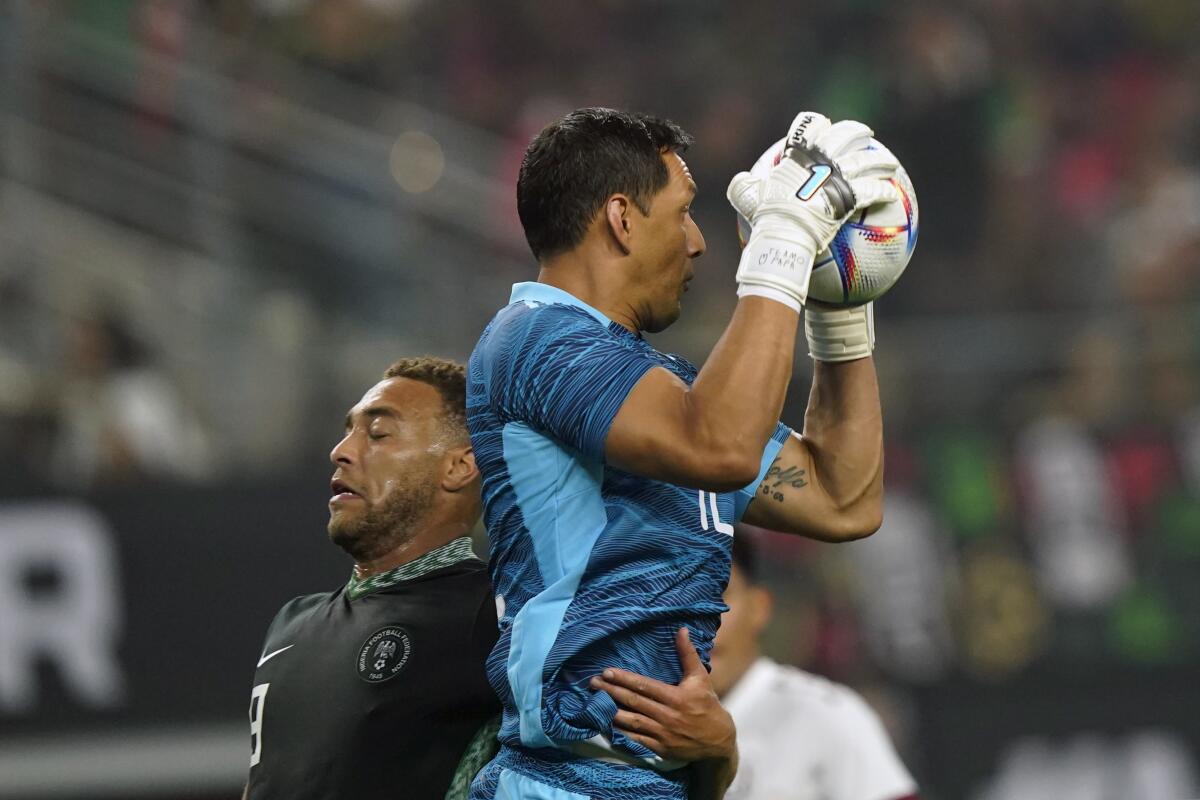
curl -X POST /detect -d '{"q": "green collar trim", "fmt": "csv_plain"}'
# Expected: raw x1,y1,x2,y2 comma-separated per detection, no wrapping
346,537,480,600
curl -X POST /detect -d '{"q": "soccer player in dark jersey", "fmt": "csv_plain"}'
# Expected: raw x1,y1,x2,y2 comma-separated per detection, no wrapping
244,357,501,800
466,108,902,800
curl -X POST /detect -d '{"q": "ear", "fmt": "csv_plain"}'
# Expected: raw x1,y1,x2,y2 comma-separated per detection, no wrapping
442,444,479,493
604,194,635,255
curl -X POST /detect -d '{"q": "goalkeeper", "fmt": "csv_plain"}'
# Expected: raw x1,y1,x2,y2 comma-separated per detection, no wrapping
467,107,901,800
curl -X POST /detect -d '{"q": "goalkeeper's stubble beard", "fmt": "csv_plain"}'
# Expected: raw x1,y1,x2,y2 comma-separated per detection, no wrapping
327,463,439,563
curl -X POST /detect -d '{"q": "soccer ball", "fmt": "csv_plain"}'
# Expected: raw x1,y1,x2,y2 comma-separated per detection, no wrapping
736,137,919,307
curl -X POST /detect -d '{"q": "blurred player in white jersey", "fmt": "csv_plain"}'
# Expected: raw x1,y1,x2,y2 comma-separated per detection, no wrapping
713,531,918,800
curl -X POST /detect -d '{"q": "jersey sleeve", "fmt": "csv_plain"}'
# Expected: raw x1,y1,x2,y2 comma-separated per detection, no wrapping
478,304,657,461
734,422,793,521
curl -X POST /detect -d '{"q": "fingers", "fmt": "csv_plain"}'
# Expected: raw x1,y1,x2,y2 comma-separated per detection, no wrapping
785,111,832,152
590,675,673,720
849,177,901,210
819,120,875,159
596,667,670,696
595,681,676,757
727,172,763,220
837,148,899,181
613,709,667,739
749,137,788,179
674,627,706,678
592,667,675,705
613,726,666,756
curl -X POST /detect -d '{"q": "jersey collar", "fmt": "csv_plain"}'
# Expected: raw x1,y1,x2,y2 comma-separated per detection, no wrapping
345,537,481,600
509,281,612,326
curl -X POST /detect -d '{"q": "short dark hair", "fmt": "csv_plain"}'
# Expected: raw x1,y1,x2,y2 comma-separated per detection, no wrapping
516,107,694,261
382,357,467,441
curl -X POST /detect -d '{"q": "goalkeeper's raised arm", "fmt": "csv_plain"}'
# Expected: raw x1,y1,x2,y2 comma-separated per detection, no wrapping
604,111,898,540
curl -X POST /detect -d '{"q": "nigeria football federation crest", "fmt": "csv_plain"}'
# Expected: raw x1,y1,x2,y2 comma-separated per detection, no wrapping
357,626,411,683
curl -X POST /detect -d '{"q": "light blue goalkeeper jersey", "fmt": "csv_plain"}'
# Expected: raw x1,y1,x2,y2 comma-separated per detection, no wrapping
467,282,790,800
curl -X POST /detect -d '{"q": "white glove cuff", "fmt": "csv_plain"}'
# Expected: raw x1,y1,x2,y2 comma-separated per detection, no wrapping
736,233,818,307
805,303,875,362
737,283,802,314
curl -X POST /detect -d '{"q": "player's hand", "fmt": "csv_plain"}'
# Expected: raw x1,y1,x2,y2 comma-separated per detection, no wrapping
727,111,900,311
590,627,736,763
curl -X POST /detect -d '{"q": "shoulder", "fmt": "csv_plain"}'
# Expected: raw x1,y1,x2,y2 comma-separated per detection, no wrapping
740,660,886,733
471,301,602,380
485,300,605,349
660,352,699,382
273,591,332,620
428,559,499,636
419,558,492,591
731,661,916,799
261,591,334,640
380,560,492,610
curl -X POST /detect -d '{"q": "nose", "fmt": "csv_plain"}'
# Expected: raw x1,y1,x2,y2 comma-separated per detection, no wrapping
330,432,356,466
686,214,706,259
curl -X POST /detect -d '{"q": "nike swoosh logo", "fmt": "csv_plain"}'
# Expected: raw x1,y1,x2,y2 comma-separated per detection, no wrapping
257,644,294,667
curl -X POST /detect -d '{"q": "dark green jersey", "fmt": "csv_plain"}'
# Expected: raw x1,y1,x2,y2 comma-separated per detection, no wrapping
246,538,500,800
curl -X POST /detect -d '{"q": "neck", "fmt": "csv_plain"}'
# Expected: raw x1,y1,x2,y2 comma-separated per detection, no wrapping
715,646,761,699
537,249,641,333
352,517,472,580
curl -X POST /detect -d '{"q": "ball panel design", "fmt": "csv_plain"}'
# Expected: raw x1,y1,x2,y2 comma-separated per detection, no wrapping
736,136,919,307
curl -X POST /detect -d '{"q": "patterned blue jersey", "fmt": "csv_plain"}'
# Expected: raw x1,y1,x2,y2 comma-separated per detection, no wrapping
467,282,790,800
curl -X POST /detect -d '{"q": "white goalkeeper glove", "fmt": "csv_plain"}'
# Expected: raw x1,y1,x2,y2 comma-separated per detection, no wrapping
727,112,900,313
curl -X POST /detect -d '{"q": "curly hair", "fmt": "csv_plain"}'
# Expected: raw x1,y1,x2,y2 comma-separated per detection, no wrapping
382,356,468,441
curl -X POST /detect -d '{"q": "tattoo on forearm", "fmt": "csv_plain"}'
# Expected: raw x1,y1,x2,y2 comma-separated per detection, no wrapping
759,457,807,503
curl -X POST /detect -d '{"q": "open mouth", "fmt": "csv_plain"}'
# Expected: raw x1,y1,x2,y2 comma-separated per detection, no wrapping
330,479,361,501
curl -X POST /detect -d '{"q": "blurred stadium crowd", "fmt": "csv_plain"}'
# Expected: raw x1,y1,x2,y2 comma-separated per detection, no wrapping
1,1,1199,798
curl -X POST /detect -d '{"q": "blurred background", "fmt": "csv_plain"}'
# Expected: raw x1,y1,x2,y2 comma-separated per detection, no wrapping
2,0,1199,797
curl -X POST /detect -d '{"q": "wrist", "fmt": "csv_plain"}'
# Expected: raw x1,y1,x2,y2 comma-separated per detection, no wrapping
805,302,875,362
711,745,739,797
711,707,737,762
736,228,818,307
737,283,802,314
